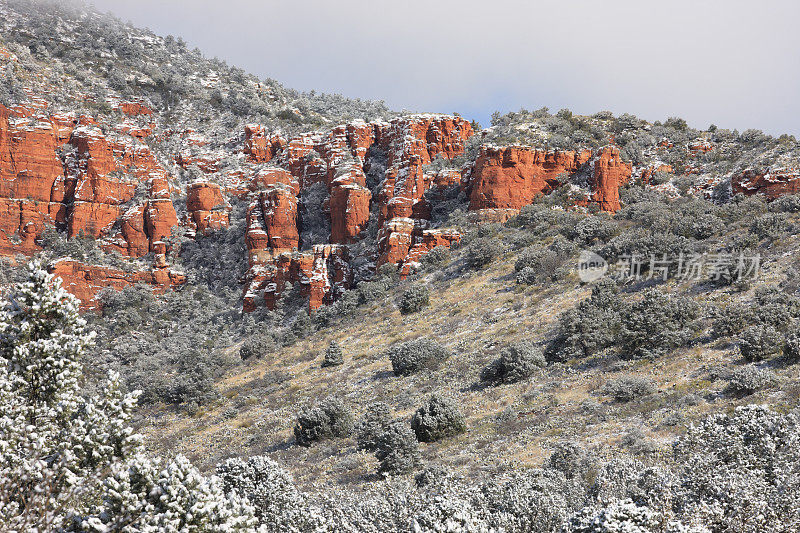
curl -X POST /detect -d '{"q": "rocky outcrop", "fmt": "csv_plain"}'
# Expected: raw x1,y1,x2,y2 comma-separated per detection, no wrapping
246,186,299,258
243,124,285,163
589,146,632,212
732,168,800,200
329,165,371,243
399,228,461,278
467,145,631,212
640,164,673,184
186,181,229,234
372,116,473,270
0,105,71,255
468,146,592,210
49,258,186,311
0,100,189,306
243,244,350,312
117,102,153,116
239,115,473,311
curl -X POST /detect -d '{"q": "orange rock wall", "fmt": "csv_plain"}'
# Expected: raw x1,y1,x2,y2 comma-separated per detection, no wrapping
49,259,185,311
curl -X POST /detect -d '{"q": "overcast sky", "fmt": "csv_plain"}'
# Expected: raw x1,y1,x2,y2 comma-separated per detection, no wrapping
88,0,800,136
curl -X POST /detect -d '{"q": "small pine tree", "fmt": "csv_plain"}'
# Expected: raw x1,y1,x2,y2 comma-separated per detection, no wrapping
322,340,344,367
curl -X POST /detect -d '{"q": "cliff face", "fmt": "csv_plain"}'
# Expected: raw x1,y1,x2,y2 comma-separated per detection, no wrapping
48,258,186,312
0,98,642,312
468,146,592,210
241,115,475,311
1,87,645,312
466,145,631,212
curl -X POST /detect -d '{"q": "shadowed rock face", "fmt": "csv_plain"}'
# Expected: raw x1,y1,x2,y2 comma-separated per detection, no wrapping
1,90,641,312
733,168,800,200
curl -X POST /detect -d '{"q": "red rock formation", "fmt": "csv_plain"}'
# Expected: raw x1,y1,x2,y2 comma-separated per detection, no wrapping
243,244,351,312
589,146,632,212
371,116,474,271
641,164,673,184
468,146,592,210
0,105,71,254
243,124,285,163
175,148,221,174
117,102,153,116
329,166,371,243
688,139,713,154
186,181,229,234
732,168,800,200
249,166,299,195
246,186,299,259
399,229,461,278
49,258,185,311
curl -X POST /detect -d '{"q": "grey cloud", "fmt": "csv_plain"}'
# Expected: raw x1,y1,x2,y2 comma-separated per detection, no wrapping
89,0,800,135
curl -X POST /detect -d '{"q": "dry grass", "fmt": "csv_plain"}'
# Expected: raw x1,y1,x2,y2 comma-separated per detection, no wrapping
137,252,800,490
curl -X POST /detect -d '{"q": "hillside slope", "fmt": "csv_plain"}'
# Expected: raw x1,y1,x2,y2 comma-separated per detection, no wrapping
2,1,800,531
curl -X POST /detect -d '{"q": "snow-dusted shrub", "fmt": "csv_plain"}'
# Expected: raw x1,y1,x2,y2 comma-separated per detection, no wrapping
240,333,277,360
420,245,451,270
750,212,790,241
465,236,503,269
711,302,755,338
565,500,660,533
785,328,800,361
589,457,678,519
514,241,572,284
0,263,139,531
357,279,390,304
619,289,700,360
573,215,618,245
374,420,420,475
546,441,592,480
481,468,585,532
411,394,466,442
217,455,318,530
294,396,354,446
321,340,344,367
291,311,316,339
399,285,430,315
386,337,451,376
770,194,800,213
738,324,783,362
356,401,393,453
546,279,623,362
754,285,800,330
0,263,252,531
600,230,693,279
603,376,657,402
481,340,545,384
727,365,776,395
673,405,800,531
81,454,257,532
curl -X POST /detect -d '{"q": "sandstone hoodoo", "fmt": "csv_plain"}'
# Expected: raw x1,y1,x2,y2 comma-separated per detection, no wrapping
186,181,229,234
589,145,632,212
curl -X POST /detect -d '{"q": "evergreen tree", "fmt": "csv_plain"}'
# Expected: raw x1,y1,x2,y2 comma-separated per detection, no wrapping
0,263,257,531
